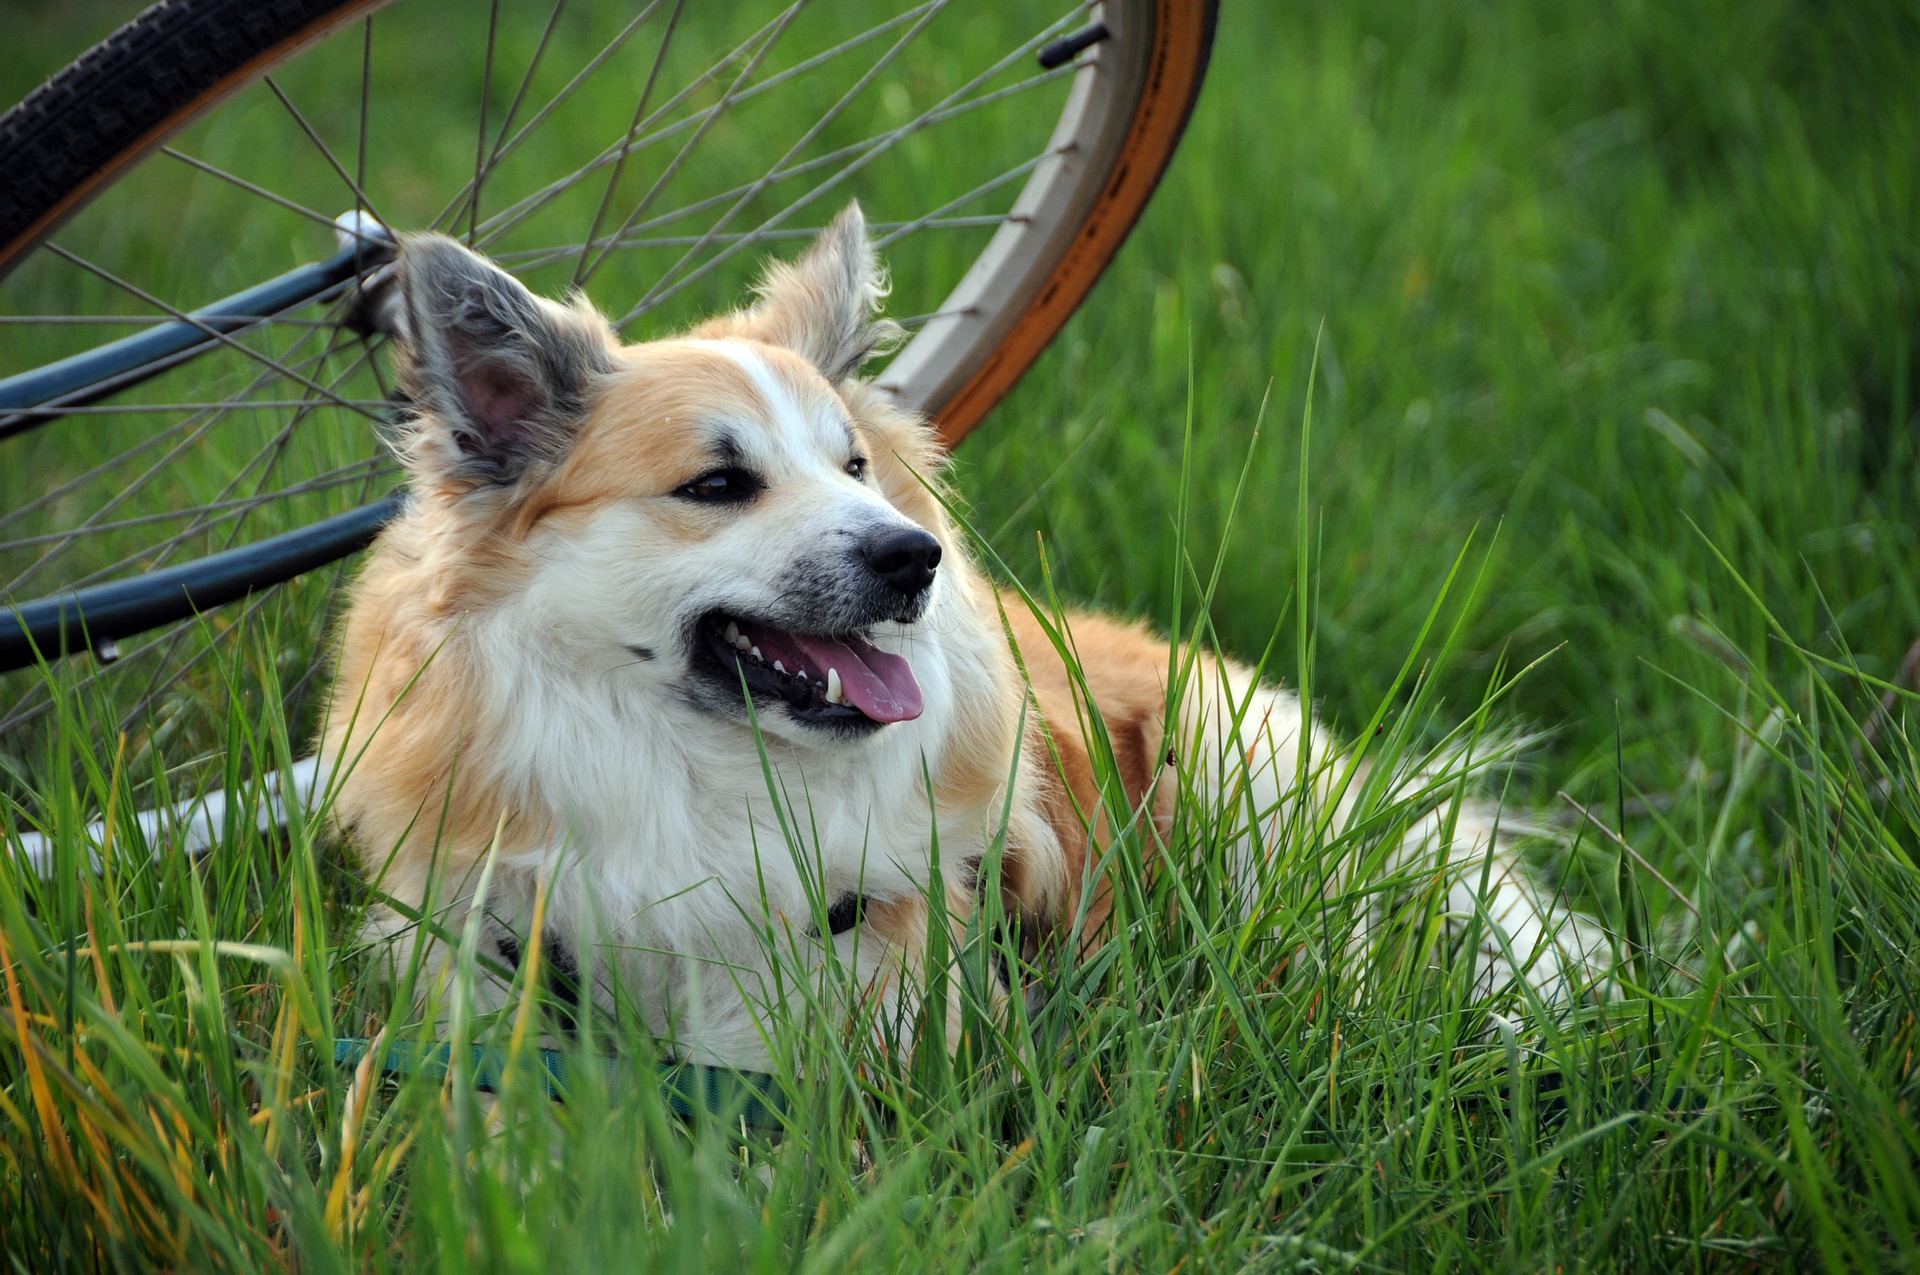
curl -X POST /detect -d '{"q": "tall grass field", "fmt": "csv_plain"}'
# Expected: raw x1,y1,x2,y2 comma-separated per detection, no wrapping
4,0,1919,1268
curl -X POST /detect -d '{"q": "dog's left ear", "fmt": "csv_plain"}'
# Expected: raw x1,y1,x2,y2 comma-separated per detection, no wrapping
720,203,901,384
394,233,613,492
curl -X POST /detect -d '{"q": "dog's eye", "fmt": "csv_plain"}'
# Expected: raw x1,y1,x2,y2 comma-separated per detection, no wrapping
675,466,761,503
845,456,869,481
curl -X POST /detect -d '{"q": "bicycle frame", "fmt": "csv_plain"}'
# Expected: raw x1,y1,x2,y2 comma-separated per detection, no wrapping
0,497,397,671
0,218,401,673
0,229,395,438
0,0,1217,679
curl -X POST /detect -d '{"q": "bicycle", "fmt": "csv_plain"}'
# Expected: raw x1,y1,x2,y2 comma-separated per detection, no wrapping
0,0,1215,754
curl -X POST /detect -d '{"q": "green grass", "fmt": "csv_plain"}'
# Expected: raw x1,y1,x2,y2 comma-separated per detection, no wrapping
5,0,1920,1268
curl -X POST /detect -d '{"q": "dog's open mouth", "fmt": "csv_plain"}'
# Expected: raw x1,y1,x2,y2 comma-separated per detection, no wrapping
696,612,923,728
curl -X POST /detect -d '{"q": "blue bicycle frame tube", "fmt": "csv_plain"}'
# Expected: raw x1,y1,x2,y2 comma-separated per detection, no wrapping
0,235,394,439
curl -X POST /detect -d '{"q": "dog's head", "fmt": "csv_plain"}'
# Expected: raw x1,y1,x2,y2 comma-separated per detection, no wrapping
387,205,958,745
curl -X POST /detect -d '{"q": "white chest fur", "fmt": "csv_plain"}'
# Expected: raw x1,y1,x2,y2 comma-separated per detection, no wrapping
453,585,986,1066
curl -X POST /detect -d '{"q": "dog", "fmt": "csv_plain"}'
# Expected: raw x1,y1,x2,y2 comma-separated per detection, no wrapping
320,205,1608,1070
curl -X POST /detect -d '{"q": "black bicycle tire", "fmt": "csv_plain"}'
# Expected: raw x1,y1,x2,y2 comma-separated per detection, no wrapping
0,0,1216,676
0,0,389,278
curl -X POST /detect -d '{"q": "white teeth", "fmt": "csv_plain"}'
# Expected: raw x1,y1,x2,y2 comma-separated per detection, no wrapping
723,621,741,645
735,634,751,651
825,667,845,705
750,645,763,661
772,660,786,674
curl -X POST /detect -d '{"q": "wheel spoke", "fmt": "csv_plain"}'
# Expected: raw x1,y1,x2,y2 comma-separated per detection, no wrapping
492,126,1048,273
871,163,1049,251
575,1,810,289
484,56,1073,298
470,4,922,248
357,15,374,202
0,315,292,327
113,565,317,736
0,399,390,415
105,400,392,737
63,337,388,592
0,569,306,737
160,147,383,246
109,418,392,736
618,27,1080,329
263,76,391,230
581,0,947,291
0,460,390,553
0,335,351,539
570,0,689,290
496,213,1026,269
481,3,1074,284
42,244,387,425
3,414,225,594
483,0,571,177
468,0,503,244
3,319,358,594
2,0,1149,752
434,0,676,237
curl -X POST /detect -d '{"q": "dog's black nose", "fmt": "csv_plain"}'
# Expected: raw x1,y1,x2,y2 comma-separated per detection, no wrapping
860,525,941,595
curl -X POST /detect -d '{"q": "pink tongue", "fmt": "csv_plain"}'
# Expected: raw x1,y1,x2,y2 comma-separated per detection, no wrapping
788,632,923,724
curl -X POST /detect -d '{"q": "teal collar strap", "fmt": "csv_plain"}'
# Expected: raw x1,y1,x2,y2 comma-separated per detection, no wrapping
332,1036,787,1130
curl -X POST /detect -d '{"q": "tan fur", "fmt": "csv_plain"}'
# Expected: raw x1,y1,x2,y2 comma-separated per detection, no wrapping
324,211,1605,1067
325,335,1132,1007
994,607,1177,939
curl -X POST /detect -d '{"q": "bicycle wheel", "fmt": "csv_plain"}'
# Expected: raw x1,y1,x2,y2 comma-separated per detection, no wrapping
0,0,1214,753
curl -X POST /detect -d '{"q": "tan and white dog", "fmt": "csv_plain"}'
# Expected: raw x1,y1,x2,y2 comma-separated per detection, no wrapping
321,205,1607,1069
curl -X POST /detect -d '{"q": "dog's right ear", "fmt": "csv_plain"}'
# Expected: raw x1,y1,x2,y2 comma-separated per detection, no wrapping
393,233,612,493
705,203,900,384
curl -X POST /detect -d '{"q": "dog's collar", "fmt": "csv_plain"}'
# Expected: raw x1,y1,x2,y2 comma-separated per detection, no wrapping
493,925,583,1032
492,892,866,997
821,891,868,937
